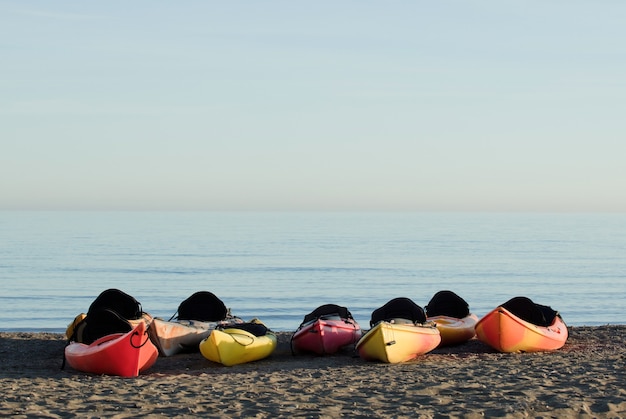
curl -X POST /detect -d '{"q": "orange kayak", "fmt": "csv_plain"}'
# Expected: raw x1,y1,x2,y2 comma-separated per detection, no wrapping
475,304,568,352
428,314,478,347
65,321,158,377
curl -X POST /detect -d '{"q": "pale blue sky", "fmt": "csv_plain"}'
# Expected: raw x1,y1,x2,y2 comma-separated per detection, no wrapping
2,1,625,211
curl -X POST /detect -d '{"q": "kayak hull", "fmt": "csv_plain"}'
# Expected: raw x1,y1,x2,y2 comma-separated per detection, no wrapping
428,314,478,347
356,321,441,363
199,327,277,366
149,317,244,357
292,317,361,355
65,321,158,377
475,307,568,352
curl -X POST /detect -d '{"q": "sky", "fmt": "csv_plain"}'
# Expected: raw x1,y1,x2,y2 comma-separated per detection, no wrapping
1,1,625,212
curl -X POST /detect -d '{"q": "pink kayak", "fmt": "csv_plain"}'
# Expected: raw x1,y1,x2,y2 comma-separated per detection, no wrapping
291,304,361,355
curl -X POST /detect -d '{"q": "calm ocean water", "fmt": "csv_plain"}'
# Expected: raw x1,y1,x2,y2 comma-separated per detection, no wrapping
1,211,624,332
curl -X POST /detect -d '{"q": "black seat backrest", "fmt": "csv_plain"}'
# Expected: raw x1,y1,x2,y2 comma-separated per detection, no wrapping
502,296,556,327
176,291,227,322
88,288,143,320
425,290,470,318
302,304,353,324
227,322,269,337
75,308,133,344
370,297,426,327
536,302,558,326
68,289,141,344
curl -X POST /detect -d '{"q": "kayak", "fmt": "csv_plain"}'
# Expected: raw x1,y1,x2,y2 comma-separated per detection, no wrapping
149,290,245,356
357,297,441,363
64,321,158,377
475,297,568,352
424,290,476,346
149,317,245,357
356,320,441,363
427,314,478,346
291,304,361,355
291,316,361,355
65,288,149,344
199,320,277,366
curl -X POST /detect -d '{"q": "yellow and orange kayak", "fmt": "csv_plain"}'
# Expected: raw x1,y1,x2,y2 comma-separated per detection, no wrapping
475,305,568,352
428,313,478,347
356,320,441,363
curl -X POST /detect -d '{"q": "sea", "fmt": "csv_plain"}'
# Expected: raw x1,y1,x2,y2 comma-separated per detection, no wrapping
1,211,624,333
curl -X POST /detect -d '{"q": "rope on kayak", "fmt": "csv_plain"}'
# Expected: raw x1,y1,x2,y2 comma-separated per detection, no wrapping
289,333,297,356
60,340,71,370
348,321,360,352
231,332,254,347
130,329,152,349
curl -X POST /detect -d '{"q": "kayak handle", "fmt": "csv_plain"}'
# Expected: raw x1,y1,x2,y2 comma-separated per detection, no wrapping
130,330,151,348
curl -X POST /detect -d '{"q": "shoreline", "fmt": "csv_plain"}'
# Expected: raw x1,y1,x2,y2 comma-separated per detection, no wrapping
2,325,625,417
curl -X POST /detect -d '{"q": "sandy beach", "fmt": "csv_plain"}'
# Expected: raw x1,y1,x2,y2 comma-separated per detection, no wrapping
1,326,624,418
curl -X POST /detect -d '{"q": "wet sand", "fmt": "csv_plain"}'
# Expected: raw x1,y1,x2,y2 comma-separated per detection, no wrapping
1,326,625,418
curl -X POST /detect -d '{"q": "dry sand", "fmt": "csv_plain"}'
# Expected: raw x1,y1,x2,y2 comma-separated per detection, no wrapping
1,326,625,418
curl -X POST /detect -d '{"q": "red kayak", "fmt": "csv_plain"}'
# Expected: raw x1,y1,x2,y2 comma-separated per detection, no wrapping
291,304,361,355
292,316,361,355
65,321,158,377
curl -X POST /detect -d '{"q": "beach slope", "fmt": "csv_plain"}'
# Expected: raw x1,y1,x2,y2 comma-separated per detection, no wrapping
1,326,625,418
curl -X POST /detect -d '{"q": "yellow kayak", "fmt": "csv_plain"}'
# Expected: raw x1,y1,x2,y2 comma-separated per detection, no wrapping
427,314,478,347
356,320,441,363
199,320,277,366
357,297,441,363
424,290,477,347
